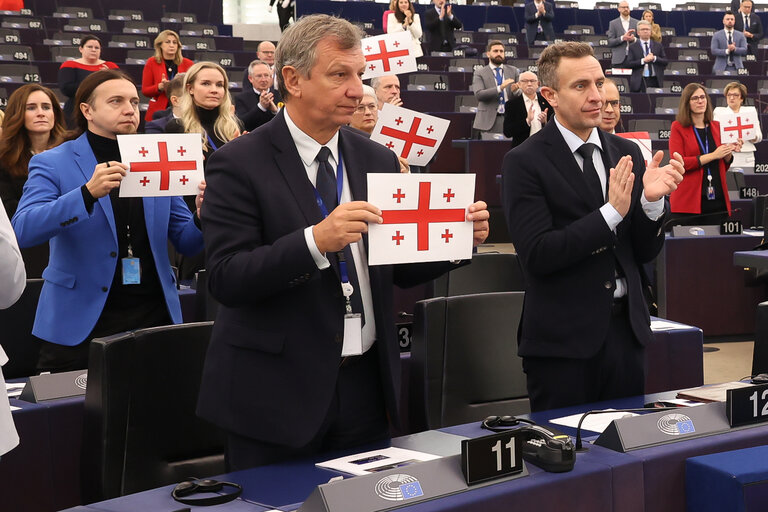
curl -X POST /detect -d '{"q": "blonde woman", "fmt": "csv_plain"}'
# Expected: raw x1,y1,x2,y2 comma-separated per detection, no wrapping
142,29,194,121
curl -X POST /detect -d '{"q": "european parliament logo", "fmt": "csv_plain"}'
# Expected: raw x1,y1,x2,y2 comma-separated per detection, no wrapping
657,413,695,436
374,474,424,501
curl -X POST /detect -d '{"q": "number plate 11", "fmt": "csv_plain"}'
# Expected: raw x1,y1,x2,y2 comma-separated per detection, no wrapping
461,430,524,485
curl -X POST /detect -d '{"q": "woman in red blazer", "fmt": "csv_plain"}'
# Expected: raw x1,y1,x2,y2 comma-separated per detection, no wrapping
141,30,194,121
668,83,741,225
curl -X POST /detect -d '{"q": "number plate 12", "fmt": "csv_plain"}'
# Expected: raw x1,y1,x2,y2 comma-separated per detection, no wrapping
727,382,768,427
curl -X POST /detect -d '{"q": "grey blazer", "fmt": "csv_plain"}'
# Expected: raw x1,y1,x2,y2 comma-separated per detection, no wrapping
711,29,748,72
606,16,639,66
471,64,520,131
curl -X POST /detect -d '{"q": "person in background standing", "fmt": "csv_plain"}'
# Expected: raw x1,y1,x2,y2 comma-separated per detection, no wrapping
387,0,423,58
141,30,194,122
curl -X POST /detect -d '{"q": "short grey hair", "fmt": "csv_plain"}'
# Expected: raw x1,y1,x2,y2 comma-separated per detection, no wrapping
362,84,376,98
275,14,363,100
636,20,651,29
248,59,269,76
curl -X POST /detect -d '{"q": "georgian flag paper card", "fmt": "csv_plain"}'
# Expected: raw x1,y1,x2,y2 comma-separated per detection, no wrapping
117,133,204,197
361,32,418,80
718,110,758,143
370,103,450,167
367,173,475,265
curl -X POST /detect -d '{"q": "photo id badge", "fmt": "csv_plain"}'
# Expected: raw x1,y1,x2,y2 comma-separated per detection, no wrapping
341,313,363,356
121,257,141,285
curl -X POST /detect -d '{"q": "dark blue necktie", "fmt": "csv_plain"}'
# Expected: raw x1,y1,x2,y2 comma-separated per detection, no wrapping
494,67,505,113
315,147,365,324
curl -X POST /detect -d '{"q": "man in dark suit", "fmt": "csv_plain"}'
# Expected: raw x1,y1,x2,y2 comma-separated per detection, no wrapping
423,0,463,53
734,0,762,55
525,0,555,47
503,70,552,146
235,59,281,132
627,21,667,92
197,14,489,469
502,42,684,411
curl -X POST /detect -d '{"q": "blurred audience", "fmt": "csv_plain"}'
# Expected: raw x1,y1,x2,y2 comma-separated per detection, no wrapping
142,30,194,122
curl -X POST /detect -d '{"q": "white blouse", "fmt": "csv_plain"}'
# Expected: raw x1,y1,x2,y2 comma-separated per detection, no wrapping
386,12,424,58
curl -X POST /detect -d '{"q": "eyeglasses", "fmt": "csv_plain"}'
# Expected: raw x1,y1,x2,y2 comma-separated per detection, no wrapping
519,79,538,84
726,93,743,99
604,100,620,107
355,103,378,113
690,95,707,102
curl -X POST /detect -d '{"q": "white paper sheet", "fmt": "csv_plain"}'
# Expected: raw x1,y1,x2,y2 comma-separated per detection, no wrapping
316,446,440,476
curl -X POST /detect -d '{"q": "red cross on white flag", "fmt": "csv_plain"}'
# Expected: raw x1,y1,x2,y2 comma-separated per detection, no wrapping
361,32,417,80
370,103,451,166
117,133,204,197
719,110,758,143
367,173,475,265
616,131,653,167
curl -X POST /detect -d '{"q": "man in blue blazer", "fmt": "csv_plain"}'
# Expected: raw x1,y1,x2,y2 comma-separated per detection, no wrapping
12,70,204,372
712,12,748,72
196,15,489,469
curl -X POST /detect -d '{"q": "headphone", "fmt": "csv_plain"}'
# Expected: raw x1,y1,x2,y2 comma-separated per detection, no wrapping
481,415,536,432
171,478,243,506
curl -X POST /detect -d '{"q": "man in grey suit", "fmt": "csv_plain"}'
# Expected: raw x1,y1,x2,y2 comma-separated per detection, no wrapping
606,1,639,67
471,39,520,136
712,12,748,72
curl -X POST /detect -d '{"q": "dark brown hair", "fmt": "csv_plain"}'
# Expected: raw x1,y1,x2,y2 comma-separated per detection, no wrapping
0,84,65,178
393,0,415,23
69,69,136,137
676,83,712,127
537,41,595,90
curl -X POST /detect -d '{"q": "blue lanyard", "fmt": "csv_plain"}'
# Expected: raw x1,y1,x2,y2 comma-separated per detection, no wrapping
693,124,709,155
206,132,219,152
311,152,350,284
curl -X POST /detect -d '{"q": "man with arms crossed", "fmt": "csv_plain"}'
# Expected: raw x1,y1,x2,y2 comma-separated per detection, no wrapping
502,42,684,411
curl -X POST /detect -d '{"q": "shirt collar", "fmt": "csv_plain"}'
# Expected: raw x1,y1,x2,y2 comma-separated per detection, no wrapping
284,107,340,169
489,62,502,71
554,116,602,154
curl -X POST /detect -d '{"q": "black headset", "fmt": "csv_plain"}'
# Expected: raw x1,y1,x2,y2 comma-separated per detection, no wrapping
171,478,243,506
481,415,536,432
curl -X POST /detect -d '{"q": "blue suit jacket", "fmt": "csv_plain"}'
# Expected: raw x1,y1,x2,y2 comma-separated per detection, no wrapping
711,29,748,71
12,133,204,346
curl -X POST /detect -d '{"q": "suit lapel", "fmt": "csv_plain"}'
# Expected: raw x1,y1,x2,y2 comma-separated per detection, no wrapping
73,134,117,244
339,129,369,252
270,110,325,228
542,122,598,210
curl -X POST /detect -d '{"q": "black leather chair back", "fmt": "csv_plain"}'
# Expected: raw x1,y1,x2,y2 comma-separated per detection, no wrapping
1,278,43,378
82,321,225,502
410,292,528,431
429,252,525,298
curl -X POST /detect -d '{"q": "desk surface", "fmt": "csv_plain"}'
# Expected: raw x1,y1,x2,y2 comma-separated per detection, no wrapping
60,390,768,512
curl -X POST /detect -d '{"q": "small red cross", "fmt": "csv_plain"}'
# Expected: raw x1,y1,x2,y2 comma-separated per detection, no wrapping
129,141,197,191
365,45,372,52
396,60,403,67
723,116,755,139
386,141,395,149
369,64,376,71
393,188,405,202
381,182,465,251
392,231,404,245
380,117,438,159
364,39,409,73
442,229,453,243
393,40,400,47
179,175,189,185
140,177,150,186
395,117,404,125
426,125,434,134
443,188,455,202
177,146,186,156
417,150,424,157
138,147,148,157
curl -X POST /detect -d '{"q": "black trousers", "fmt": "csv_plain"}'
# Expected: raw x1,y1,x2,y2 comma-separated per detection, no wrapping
226,347,390,470
522,300,645,412
276,3,293,32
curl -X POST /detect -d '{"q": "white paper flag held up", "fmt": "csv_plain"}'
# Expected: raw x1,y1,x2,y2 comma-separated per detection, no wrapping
719,110,758,143
370,103,450,167
117,133,204,197
616,131,653,167
361,32,417,80
367,173,475,266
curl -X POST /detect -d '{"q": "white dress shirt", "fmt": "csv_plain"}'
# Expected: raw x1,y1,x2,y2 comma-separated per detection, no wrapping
284,108,376,352
524,93,543,135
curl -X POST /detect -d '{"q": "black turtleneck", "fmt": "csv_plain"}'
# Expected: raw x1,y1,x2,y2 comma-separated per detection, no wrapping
196,105,226,154
82,130,169,341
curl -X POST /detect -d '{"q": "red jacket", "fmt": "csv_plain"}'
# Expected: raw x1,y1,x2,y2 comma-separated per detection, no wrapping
668,119,732,214
141,57,194,121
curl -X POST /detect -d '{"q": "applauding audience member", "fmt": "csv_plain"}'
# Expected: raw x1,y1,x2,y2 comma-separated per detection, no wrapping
235,60,282,132
144,73,186,134
142,30,194,122
12,70,203,373
58,35,119,128
669,83,738,225
472,40,520,136
712,12,748,73
503,71,552,146
525,0,555,47
386,0,423,58
627,20,667,92
734,0,762,55
424,0,462,52
642,10,662,43
0,85,65,219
